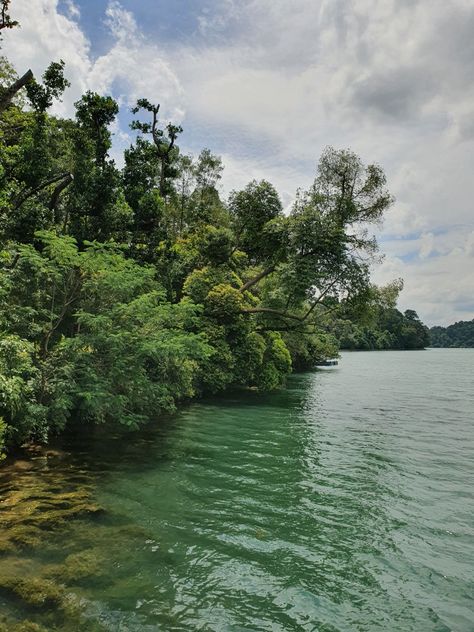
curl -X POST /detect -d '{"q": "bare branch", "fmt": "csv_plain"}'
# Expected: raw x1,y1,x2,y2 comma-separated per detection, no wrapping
241,307,303,321
0,69,33,114
240,264,276,292
14,172,73,210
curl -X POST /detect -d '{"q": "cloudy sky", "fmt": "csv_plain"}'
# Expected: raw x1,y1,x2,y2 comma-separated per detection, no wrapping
4,0,474,325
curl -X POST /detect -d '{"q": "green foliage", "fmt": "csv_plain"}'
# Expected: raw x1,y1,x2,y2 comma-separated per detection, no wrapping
0,56,25,107
256,332,292,390
75,91,119,185
26,61,70,113
229,180,284,264
0,336,42,444
0,38,408,454
130,98,182,197
0,416,6,459
199,226,233,265
0,232,213,445
183,265,241,304
283,330,339,370
430,320,474,347
313,147,393,224
205,284,245,321
69,295,211,427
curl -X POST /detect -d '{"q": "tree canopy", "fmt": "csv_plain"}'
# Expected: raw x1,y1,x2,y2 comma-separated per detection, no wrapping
0,9,428,456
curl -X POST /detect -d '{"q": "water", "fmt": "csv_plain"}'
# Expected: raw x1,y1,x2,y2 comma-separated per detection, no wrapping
0,349,473,631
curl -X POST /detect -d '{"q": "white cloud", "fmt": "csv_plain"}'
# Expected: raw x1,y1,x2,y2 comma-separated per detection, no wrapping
88,11,184,121
373,250,474,326
465,231,474,258
3,0,184,120
104,0,136,42
3,0,91,115
63,0,80,20
419,233,435,260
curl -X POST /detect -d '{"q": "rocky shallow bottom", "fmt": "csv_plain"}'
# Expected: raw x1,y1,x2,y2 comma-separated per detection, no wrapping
0,447,153,631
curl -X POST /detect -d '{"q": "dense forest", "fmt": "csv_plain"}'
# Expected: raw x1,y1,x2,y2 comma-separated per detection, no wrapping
430,320,474,348
0,3,428,457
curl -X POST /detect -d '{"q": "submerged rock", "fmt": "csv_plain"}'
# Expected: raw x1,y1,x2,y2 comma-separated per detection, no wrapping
0,560,65,608
0,621,49,632
0,559,102,630
46,548,108,584
0,453,158,631
8,577,65,608
0,467,104,555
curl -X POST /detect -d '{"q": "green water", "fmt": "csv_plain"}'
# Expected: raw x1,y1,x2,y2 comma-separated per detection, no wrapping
0,349,473,631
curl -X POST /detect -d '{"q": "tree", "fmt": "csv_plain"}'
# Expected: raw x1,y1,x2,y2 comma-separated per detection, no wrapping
187,149,226,227
123,136,163,248
0,5,30,113
130,99,182,197
25,60,70,113
75,91,118,166
1,9,68,118
313,146,393,224
400,310,430,349
229,179,284,265
194,148,223,190
175,153,195,233
0,60,73,242
0,67,32,114
238,148,394,333
65,92,130,242
0,231,214,450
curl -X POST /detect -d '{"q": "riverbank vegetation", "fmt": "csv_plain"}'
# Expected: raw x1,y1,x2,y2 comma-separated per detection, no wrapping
327,279,430,350
430,320,474,348
0,4,428,456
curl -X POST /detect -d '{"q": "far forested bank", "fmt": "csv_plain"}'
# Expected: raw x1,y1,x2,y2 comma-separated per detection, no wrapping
325,280,430,352
0,2,428,457
429,320,474,348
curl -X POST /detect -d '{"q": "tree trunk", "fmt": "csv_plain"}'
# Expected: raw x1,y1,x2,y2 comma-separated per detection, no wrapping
0,69,33,113
50,174,74,221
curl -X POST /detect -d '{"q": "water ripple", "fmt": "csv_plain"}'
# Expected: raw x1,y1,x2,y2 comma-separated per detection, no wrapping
1,349,473,631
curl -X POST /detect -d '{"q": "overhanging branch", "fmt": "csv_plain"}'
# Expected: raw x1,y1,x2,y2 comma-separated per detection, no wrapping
240,264,276,292
14,172,73,210
241,307,303,321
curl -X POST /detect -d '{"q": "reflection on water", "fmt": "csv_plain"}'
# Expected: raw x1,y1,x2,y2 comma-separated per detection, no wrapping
0,349,473,631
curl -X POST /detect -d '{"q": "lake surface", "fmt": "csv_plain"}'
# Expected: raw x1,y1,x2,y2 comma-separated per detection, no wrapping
0,349,473,631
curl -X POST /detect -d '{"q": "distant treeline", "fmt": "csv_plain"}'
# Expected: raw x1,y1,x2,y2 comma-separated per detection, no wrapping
327,280,430,351
429,320,474,348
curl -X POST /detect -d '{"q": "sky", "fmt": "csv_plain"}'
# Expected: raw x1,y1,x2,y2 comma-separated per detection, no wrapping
3,0,474,326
